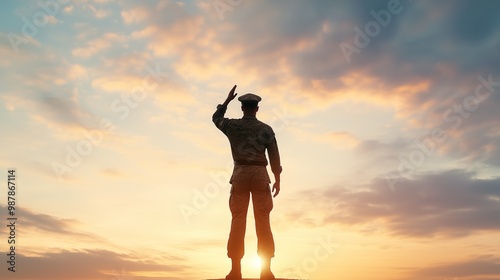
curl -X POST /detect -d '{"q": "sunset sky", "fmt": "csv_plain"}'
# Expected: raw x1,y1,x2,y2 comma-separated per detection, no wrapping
1,0,500,279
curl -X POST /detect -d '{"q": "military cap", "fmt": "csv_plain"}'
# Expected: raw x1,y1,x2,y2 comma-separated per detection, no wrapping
238,93,262,104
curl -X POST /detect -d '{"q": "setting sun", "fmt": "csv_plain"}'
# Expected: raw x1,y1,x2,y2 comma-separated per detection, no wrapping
252,256,262,271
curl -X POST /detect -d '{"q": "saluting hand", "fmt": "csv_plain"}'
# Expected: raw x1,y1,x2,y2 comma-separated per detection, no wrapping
223,85,238,106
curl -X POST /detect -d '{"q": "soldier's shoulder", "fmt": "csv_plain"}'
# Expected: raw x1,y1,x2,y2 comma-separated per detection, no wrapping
257,119,273,130
255,120,275,136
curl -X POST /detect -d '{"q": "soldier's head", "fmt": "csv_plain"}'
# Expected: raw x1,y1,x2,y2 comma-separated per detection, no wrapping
238,93,261,116
241,101,259,115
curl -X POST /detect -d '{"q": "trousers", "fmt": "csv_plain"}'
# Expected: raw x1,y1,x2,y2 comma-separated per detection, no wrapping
227,166,275,259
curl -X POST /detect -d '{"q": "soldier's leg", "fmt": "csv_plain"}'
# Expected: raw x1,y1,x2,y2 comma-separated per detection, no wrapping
227,184,251,260
252,184,275,259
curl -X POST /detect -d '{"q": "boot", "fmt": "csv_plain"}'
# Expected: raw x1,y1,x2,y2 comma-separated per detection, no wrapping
226,258,242,280
260,258,275,280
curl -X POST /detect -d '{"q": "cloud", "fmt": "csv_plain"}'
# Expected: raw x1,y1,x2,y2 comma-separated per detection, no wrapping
67,63,89,80
140,17,207,58
0,205,190,279
63,5,74,14
0,38,100,137
88,4,113,19
72,32,127,58
322,131,361,148
410,255,500,279
92,73,147,93
184,0,500,168
0,249,187,280
284,169,500,238
447,1,500,44
121,6,150,24
290,127,361,149
39,93,86,128
0,205,100,241
356,138,409,157
22,86,108,141
101,167,124,177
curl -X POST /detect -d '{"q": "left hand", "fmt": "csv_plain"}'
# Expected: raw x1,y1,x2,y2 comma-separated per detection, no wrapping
272,181,280,198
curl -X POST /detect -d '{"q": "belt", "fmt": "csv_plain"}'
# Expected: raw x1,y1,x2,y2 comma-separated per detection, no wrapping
234,160,268,166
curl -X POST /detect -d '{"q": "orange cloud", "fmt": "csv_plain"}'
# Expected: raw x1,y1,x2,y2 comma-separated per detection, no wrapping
72,32,126,58
121,6,150,24
324,131,361,148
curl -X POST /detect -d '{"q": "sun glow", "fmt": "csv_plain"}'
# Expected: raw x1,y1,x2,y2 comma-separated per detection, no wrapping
251,256,262,271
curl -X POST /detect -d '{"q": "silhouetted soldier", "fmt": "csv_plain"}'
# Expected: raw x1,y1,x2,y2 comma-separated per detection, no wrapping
213,85,282,280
